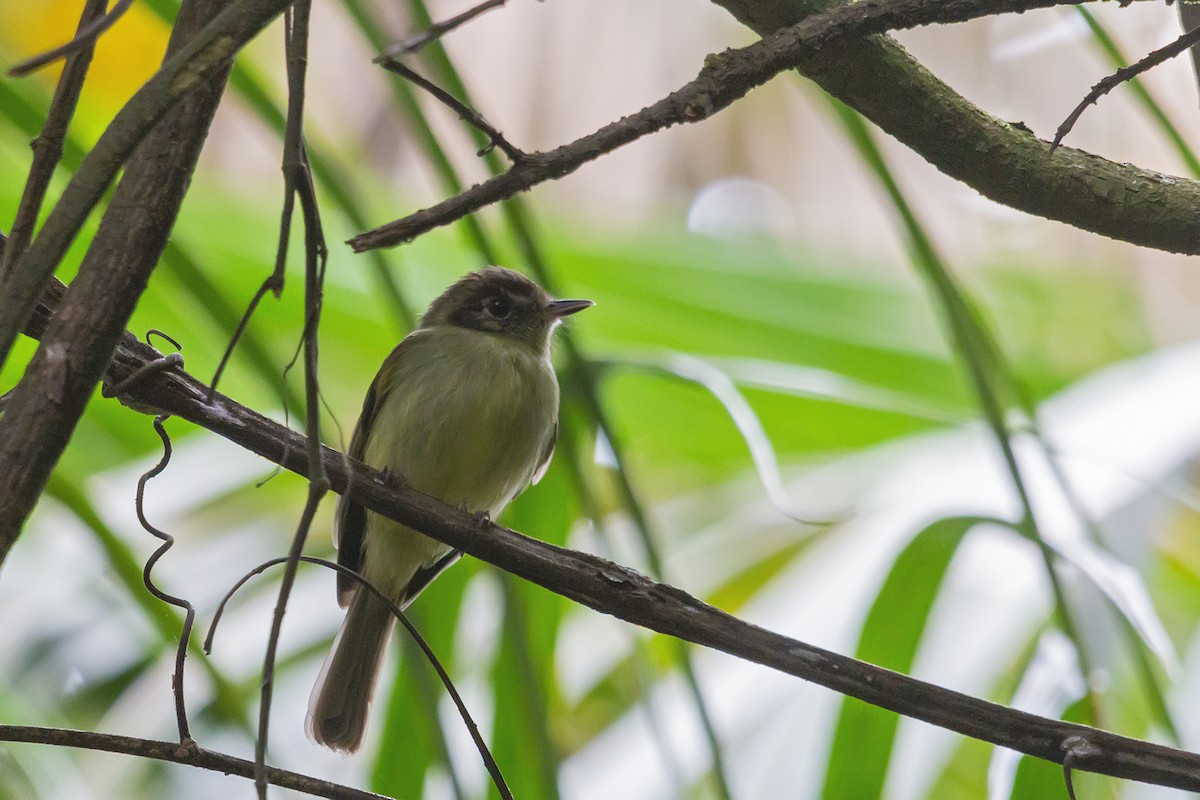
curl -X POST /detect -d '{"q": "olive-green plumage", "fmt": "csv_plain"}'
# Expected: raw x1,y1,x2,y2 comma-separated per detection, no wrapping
307,267,592,753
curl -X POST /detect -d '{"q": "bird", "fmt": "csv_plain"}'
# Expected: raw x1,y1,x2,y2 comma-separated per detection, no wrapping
307,266,592,753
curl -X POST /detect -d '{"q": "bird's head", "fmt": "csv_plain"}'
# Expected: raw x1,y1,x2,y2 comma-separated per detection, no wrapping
421,267,593,353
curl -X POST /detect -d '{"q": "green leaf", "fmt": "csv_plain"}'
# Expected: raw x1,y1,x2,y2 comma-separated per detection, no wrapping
371,563,474,797
821,515,992,800
489,576,565,800
481,463,577,799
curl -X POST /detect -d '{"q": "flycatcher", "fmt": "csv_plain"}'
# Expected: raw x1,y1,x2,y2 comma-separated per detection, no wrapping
307,267,592,753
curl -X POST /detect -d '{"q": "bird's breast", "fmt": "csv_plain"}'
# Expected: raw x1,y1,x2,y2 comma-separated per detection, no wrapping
363,328,558,514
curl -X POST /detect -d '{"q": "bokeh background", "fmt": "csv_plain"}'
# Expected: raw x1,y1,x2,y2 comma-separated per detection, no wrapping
2,2,1200,799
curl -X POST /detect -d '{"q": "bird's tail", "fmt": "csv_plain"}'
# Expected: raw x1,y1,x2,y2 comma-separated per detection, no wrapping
306,589,393,753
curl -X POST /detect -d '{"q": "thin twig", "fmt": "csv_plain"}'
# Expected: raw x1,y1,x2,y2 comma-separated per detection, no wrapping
136,415,196,742
101,344,196,743
1075,6,1200,181
7,0,135,77
206,556,514,800
0,726,390,800
207,277,284,403
376,56,526,162
1,0,108,280
404,636,470,800
350,0,1093,252
222,49,417,329
207,10,304,404
104,352,183,403
381,0,507,56
1053,25,1200,151
255,4,329,797
1063,762,1078,800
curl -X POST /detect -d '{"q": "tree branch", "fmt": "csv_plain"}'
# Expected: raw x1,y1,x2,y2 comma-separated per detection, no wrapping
20,285,1200,795
375,57,525,163
709,0,1200,254
0,726,389,800
348,0,1200,253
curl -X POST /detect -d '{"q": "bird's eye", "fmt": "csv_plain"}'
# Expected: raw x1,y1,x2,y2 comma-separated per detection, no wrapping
484,295,513,319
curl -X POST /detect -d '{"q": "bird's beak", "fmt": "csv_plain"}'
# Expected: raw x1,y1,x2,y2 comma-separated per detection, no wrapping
546,299,594,318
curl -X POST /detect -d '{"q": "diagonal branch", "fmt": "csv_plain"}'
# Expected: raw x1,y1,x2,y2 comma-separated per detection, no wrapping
23,285,1200,796
349,0,1173,252
0,726,389,800
375,57,525,162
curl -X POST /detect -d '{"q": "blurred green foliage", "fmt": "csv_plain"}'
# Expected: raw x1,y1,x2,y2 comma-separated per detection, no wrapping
3,4,1200,800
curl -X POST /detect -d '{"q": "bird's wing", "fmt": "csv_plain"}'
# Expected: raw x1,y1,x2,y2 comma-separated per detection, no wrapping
530,420,557,486
334,338,411,607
